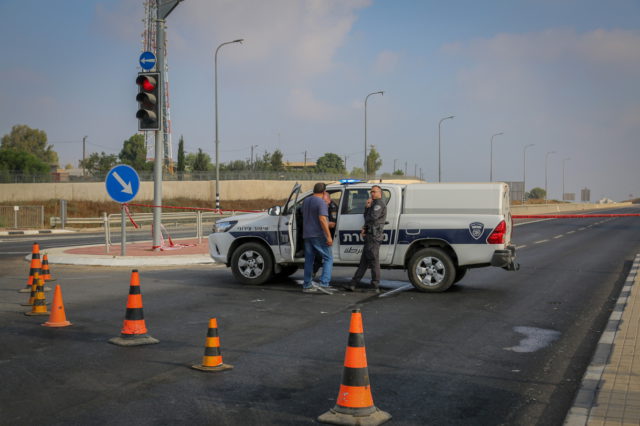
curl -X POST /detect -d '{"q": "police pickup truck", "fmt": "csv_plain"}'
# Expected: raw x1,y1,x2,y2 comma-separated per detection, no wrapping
208,181,518,292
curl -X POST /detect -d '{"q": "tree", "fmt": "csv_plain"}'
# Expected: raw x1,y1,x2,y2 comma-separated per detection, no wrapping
177,135,185,173
528,187,546,199
0,148,50,174
366,146,382,176
271,149,284,171
1,124,58,166
192,148,212,172
118,134,147,171
350,167,365,178
79,152,118,177
316,153,346,173
392,169,404,176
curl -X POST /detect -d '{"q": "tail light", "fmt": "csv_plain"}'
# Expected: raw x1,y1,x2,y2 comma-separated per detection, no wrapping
487,220,506,244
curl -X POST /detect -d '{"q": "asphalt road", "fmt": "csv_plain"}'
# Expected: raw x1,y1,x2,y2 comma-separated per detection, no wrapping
1,206,639,425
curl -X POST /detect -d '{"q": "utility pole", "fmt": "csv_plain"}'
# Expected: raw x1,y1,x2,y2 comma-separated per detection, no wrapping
420,167,423,181
414,164,417,178
405,161,408,175
82,135,87,177
304,151,307,168
250,144,258,170
344,155,347,172
393,159,397,173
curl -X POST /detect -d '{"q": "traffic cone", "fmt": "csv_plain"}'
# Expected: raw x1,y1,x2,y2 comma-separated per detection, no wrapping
25,275,49,316
41,254,56,282
191,318,233,372
20,276,38,306
19,242,42,293
42,285,71,327
109,270,159,346
318,309,391,426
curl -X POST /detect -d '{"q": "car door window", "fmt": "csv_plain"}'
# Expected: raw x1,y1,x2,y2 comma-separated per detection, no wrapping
341,188,391,215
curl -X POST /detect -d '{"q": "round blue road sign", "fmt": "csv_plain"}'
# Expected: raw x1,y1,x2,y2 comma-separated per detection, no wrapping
105,165,140,203
139,51,157,70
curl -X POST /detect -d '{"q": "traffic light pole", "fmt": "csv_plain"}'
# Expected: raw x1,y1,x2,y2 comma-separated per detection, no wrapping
152,15,166,251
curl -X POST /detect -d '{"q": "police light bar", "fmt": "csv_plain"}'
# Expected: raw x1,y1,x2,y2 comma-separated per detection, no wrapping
339,179,363,184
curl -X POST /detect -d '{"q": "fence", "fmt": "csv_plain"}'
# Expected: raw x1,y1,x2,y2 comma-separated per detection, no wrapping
0,205,44,229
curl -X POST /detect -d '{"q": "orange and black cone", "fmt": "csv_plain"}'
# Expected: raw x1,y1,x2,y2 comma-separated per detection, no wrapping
19,242,42,293
41,254,56,282
21,277,38,306
191,318,233,372
109,270,158,346
25,275,50,316
318,309,391,425
42,285,71,327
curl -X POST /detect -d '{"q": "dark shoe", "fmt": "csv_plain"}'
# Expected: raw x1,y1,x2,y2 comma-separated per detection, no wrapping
342,282,356,292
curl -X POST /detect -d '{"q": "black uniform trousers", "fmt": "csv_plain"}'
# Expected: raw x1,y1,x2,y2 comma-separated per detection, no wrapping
352,235,381,286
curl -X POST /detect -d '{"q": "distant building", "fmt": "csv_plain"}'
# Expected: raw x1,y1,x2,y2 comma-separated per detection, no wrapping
598,198,614,204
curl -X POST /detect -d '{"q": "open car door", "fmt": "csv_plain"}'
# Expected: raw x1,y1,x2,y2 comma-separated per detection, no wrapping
278,183,302,261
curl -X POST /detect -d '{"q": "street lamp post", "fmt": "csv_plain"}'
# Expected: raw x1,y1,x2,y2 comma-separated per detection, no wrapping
522,144,535,203
489,132,503,182
214,38,244,210
562,157,571,201
438,115,454,182
364,91,384,179
545,151,556,203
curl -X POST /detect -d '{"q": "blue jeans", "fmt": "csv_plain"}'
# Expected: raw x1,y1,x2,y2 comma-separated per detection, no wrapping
303,237,333,287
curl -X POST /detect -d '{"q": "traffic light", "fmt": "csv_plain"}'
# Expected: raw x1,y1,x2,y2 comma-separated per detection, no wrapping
136,72,160,131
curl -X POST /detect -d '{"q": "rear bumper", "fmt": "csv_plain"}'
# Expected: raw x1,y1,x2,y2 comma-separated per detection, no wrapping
491,245,519,271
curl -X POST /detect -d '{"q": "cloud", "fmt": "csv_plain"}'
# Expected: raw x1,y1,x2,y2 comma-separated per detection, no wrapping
93,1,142,42
287,88,337,121
374,50,400,74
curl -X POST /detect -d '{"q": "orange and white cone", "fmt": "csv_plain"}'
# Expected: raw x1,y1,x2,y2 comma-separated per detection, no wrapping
318,309,391,425
191,318,233,372
42,285,71,327
21,276,38,306
109,270,158,346
25,275,49,316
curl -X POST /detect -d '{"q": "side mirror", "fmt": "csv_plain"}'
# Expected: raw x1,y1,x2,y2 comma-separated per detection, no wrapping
268,205,281,216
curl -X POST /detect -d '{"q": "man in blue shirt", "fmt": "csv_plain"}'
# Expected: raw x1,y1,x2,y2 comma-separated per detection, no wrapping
301,182,334,294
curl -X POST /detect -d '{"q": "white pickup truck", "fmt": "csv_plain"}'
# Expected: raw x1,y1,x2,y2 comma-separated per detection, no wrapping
208,181,518,292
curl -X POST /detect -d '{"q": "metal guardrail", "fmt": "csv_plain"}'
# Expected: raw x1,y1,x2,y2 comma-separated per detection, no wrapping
51,210,252,252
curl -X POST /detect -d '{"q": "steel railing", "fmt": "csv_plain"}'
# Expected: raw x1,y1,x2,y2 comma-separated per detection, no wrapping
0,205,44,229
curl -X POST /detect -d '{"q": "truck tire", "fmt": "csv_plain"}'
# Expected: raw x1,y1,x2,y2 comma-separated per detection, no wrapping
230,242,274,285
408,247,455,292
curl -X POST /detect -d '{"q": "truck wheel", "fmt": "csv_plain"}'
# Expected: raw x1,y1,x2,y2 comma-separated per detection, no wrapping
230,242,274,285
408,247,455,292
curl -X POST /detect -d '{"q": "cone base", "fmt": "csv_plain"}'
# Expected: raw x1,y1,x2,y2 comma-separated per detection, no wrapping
109,334,159,346
25,310,50,316
191,363,233,372
42,320,72,327
18,288,32,293
318,407,391,426
44,278,57,282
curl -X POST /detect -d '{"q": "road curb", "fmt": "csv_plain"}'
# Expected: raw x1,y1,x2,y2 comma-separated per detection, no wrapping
564,253,640,425
0,229,75,236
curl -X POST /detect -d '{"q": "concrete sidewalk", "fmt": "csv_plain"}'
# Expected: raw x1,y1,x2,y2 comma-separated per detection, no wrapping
566,253,640,425
34,238,216,267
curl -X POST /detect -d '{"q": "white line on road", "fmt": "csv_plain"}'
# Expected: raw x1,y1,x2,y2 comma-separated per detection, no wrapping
516,245,527,249
579,227,586,231
553,235,564,239
566,231,576,234
534,239,549,244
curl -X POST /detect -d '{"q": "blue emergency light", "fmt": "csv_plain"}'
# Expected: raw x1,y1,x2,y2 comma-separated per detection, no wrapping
339,179,363,184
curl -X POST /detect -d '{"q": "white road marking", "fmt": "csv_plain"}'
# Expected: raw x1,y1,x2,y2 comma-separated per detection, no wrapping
516,245,527,249
553,235,564,239
566,231,576,234
534,239,549,244
578,227,586,231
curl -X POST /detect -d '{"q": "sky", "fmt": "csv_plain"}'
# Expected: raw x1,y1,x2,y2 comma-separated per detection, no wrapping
1,0,638,201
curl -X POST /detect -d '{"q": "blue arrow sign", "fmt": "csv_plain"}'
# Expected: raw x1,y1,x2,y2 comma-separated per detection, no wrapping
139,51,157,70
105,165,140,203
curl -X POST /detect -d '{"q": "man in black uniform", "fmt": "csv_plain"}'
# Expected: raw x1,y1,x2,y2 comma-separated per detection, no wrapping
345,185,387,293
313,192,338,276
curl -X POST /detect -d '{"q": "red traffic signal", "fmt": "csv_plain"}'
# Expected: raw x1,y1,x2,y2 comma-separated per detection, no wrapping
136,72,160,131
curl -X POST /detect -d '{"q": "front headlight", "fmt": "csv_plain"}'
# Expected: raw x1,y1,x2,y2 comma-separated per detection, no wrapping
214,220,237,233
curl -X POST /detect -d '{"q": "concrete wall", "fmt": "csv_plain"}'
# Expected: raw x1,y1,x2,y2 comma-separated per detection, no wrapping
0,180,317,202
511,202,632,215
